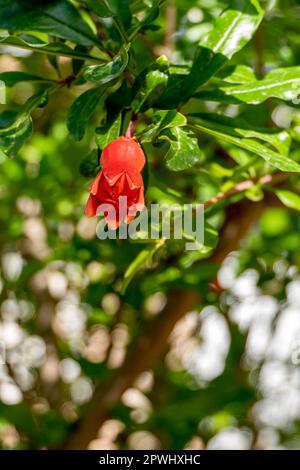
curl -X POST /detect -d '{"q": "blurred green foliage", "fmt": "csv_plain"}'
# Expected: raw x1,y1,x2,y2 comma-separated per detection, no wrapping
1,0,300,451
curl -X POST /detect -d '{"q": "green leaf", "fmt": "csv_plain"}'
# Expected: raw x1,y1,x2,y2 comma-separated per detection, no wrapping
0,71,53,87
274,189,300,211
0,35,108,62
67,87,108,141
80,0,110,17
121,240,165,294
72,45,89,75
158,0,264,108
139,110,186,143
201,0,263,59
127,0,163,39
0,90,47,157
0,0,100,46
184,222,219,256
132,68,168,113
0,110,32,158
103,0,132,30
188,114,300,173
82,0,132,30
196,113,291,156
161,127,205,172
95,113,122,149
217,64,258,84
83,46,129,85
79,148,100,177
195,67,300,104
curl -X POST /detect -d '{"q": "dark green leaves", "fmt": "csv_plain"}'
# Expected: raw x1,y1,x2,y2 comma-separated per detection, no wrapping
0,0,99,46
103,0,132,30
0,35,108,62
79,148,100,177
195,67,300,104
83,46,129,85
161,128,205,172
67,87,108,141
188,114,300,172
0,71,53,87
81,0,111,18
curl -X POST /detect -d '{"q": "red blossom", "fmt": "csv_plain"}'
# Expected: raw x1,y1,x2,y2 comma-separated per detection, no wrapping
85,137,145,229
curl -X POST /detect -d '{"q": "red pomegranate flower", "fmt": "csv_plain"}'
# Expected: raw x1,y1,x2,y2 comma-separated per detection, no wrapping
85,137,145,229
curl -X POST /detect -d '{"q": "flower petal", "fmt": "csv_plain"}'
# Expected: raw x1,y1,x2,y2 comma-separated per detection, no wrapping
90,171,103,195
85,194,100,217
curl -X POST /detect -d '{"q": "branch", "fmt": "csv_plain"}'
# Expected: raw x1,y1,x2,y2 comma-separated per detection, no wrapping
62,197,268,449
204,172,290,210
164,0,176,58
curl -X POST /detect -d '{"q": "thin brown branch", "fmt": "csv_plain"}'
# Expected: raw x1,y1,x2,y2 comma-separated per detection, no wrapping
62,198,269,449
62,172,292,449
254,28,265,77
164,0,176,59
204,172,290,210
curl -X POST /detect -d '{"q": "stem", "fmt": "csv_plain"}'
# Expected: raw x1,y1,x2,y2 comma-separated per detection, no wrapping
62,199,272,450
125,113,138,138
254,28,265,78
164,0,176,58
112,17,128,44
204,171,290,211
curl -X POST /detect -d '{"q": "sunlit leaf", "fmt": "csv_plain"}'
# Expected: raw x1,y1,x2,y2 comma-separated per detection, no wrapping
274,189,300,211
139,110,186,143
132,68,168,113
158,0,264,107
217,64,258,84
161,127,205,171
0,90,47,157
195,67,300,104
189,114,300,172
83,46,129,85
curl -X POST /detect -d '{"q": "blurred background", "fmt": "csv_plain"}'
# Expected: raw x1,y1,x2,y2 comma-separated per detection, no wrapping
1,0,300,450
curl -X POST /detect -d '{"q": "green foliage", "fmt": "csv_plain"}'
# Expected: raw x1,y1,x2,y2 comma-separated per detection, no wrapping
83,45,129,84
95,113,122,149
158,0,264,107
195,67,300,104
0,0,100,46
67,86,109,141
1,0,300,452
162,127,204,171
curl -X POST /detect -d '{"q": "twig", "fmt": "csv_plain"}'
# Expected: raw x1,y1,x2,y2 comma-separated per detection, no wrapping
164,0,176,59
204,172,290,210
62,171,292,449
62,201,281,448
